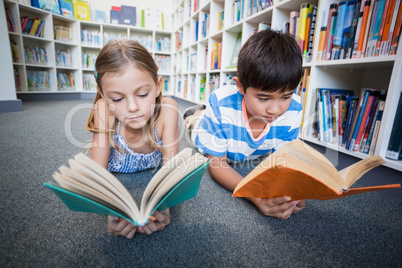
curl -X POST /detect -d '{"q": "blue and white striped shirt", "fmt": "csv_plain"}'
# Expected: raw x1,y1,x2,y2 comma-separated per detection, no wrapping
191,85,302,161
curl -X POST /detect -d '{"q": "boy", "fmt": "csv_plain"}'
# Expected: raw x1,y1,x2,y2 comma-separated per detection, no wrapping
184,30,305,220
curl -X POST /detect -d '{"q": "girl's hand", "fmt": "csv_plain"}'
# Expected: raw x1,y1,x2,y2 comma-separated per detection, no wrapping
107,216,138,239
138,209,171,235
251,196,304,220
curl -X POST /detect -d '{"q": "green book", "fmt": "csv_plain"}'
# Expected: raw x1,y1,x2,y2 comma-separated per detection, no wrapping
44,149,210,226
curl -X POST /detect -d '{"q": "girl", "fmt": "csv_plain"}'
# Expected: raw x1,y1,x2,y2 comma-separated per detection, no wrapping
86,39,179,239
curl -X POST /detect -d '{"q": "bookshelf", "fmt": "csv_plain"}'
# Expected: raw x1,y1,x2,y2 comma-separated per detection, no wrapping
4,0,174,96
171,0,402,172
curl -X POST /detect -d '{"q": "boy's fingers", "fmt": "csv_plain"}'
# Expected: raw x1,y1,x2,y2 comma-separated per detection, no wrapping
269,196,292,206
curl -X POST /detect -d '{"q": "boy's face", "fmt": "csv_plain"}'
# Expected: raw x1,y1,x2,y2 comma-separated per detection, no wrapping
235,78,293,124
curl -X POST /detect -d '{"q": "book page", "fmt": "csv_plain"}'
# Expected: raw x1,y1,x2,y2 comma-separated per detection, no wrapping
53,171,132,219
141,153,207,220
140,148,193,212
276,139,342,185
73,154,139,217
338,155,385,189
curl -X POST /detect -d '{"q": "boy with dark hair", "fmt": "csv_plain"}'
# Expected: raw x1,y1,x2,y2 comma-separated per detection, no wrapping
184,30,305,219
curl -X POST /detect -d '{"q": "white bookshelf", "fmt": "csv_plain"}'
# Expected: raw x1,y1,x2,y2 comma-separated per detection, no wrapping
4,0,174,95
171,0,402,172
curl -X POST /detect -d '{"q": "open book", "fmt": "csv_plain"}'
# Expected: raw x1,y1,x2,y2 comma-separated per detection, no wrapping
45,148,210,226
233,139,400,200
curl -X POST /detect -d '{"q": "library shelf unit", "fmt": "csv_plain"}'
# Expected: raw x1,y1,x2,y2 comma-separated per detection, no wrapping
4,0,174,97
171,0,402,172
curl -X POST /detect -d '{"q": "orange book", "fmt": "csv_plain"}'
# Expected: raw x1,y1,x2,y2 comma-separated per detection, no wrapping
377,0,397,55
233,139,400,201
218,42,222,69
390,1,402,54
375,0,394,56
354,0,374,58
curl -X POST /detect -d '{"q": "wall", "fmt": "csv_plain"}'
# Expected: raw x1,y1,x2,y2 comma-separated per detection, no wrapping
85,0,173,30
0,0,22,112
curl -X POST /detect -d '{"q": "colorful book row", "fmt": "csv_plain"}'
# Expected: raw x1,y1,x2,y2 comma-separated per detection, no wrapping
57,71,75,91
56,49,73,67
315,87,386,155
27,70,50,91
317,0,402,61
20,16,45,37
24,46,48,65
54,25,73,42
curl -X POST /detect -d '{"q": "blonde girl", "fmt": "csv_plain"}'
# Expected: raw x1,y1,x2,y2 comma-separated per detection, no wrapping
86,39,179,239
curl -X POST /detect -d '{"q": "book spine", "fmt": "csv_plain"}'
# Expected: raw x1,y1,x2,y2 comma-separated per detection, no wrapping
363,97,381,153
365,0,381,57
360,94,379,152
346,0,362,58
317,89,325,141
343,98,358,147
347,89,368,149
369,0,388,57
389,2,402,54
331,1,348,60
385,96,402,159
306,5,318,62
289,11,300,37
377,0,396,56
383,0,401,55
316,8,329,61
353,93,375,151
326,11,338,60
298,3,313,59
354,0,373,58
368,100,385,155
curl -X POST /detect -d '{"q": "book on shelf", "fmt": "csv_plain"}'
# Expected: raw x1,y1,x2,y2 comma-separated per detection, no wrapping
326,10,338,60
374,0,395,56
227,32,242,68
73,0,91,21
120,5,136,26
27,70,50,91
199,77,206,101
321,3,338,61
338,0,357,60
58,0,74,18
378,0,400,56
31,0,61,14
94,10,106,23
10,41,19,63
5,8,16,32
344,0,362,59
57,71,75,91
233,139,401,201
367,0,388,57
389,1,402,54
289,11,300,37
385,92,402,160
296,3,313,60
353,0,373,58
331,1,348,60
306,5,318,62
110,6,121,24
44,149,210,226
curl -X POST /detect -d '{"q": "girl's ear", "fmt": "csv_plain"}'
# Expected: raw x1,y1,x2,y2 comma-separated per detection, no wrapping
234,77,245,95
155,76,162,97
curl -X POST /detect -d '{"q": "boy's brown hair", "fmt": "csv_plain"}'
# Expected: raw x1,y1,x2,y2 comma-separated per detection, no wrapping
237,30,303,94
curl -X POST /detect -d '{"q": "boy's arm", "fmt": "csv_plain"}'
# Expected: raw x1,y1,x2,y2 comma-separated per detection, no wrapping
207,154,304,220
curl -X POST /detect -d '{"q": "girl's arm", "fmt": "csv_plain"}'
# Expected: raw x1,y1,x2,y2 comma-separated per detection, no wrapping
160,97,180,163
90,99,111,168
207,154,302,219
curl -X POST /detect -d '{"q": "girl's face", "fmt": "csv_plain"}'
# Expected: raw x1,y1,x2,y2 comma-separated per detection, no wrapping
99,63,161,130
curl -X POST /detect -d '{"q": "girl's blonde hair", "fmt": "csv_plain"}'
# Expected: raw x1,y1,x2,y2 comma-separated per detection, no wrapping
86,39,163,154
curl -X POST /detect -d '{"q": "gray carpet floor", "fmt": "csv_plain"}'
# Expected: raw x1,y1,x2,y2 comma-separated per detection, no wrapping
0,99,401,267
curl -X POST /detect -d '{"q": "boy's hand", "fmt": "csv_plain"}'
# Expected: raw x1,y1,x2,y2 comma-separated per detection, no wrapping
250,196,305,220
138,209,171,235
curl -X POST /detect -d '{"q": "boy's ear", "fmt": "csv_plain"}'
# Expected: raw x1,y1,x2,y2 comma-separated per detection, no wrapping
155,76,162,97
234,77,245,95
